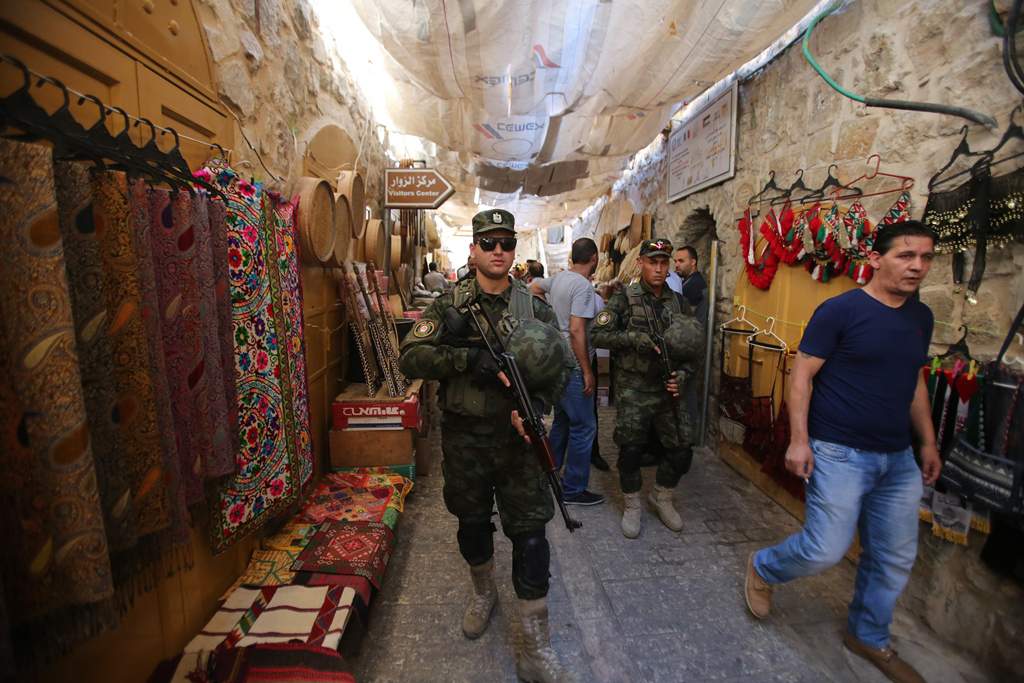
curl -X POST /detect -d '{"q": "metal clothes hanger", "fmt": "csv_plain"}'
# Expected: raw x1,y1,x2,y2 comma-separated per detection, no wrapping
830,154,915,201
747,316,787,352
721,305,759,335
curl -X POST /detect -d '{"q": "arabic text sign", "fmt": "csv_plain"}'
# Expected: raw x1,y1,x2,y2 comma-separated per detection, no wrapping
667,81,738,203
384,168,455,209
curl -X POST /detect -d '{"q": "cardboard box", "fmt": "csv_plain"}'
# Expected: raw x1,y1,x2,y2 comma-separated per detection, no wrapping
332,379,423,430
329,428,414,469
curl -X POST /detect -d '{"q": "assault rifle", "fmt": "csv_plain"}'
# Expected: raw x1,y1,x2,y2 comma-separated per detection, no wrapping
461,302,582,533
640,297,684,446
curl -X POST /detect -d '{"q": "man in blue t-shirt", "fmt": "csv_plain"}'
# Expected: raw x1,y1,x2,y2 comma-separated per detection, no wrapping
743,221,941,683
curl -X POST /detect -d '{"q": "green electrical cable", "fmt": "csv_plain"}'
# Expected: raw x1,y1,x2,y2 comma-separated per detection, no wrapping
802,2,864,103
801,1,996,126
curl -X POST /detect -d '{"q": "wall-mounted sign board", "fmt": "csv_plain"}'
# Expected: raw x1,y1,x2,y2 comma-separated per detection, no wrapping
667,80,738,203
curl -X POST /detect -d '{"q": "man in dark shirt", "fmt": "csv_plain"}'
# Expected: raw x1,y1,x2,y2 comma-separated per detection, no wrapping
743,221,941,683
674,245,707,324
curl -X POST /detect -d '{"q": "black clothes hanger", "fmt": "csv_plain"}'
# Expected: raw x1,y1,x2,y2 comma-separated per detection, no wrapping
798,164,863,203
939,325,973,360
748,171,785,205
770,170,810,206
928,125,989,190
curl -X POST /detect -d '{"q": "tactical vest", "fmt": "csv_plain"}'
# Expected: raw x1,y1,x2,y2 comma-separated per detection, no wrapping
616,283,682,390
442,279,534,419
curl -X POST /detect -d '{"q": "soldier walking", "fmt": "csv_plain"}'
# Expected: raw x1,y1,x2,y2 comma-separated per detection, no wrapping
399,209,575,683
591,238,703,538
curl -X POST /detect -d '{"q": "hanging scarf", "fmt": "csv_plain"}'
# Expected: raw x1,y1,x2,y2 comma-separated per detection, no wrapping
92,172,172,537
53,162,138,553
0,140,113,636
128,180,191,546
146,190,214,504
190,195,235,480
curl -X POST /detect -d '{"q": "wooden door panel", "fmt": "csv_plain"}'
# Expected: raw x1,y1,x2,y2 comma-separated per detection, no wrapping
136,63,229,168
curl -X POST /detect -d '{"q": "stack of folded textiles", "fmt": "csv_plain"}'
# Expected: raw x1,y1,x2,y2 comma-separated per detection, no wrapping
150,468,413,682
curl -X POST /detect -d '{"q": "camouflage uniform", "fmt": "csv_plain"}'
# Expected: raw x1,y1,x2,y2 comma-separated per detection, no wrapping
591,268,698,495
398,212,562,601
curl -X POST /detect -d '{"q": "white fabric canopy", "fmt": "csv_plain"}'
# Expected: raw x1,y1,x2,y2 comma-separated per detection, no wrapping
342,0,819,228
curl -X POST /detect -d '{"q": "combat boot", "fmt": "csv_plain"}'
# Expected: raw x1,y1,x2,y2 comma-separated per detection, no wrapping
462,559,497,639
648,484,683,531
516,598,575,683
621,492,643,538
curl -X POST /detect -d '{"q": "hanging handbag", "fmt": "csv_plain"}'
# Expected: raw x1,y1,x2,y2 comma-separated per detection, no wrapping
941,302,1024,517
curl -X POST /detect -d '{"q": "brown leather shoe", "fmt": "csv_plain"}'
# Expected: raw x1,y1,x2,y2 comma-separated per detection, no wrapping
744,552,773,619
843,632,926,683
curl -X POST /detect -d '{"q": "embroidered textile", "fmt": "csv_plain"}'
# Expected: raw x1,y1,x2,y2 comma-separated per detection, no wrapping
147,189,215,503
0,140,112,617
299,482,395,525
203,162,300,552
323,470,414,513
207,643,355,683
224,550,298,596
269,195,313,488
261,520,318,554
291,522,395,589
188,585,355,652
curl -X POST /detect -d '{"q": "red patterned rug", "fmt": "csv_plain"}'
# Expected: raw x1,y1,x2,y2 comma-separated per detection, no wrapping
290,522,395,589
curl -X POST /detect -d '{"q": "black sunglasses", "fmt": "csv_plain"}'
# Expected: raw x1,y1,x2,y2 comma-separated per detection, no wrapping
476,236,517,251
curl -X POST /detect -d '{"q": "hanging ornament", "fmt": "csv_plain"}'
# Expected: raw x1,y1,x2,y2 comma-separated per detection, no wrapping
738,208,780,290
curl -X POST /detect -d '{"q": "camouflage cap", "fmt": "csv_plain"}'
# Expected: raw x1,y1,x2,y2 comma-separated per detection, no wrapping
472,209,516,236
640,237,674,258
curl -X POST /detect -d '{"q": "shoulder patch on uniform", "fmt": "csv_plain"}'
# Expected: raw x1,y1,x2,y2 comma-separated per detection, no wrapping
412,320,436,338
595,310,614,327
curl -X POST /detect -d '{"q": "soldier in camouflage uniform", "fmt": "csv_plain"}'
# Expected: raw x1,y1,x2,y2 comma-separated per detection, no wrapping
591,238,703,539
399,209,575,683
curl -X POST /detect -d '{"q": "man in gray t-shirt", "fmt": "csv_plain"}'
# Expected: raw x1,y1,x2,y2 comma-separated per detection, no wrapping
530,238,604,506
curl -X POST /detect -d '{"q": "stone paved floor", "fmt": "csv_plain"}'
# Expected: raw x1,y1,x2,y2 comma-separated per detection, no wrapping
349,407,992,683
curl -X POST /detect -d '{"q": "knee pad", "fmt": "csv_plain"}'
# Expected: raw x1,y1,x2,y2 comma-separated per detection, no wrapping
511,530,550,598
617,445,645,473
457,519,496,566
672,446,694,475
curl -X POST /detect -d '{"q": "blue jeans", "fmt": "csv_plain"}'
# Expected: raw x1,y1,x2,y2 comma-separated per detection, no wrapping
549,369,597,497
754,438,923,648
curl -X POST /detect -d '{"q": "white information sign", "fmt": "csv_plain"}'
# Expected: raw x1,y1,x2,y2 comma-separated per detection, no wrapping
667,81,738,203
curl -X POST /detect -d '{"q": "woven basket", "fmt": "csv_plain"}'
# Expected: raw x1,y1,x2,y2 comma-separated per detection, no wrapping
336,170,365,239
390,234,403,270
328,193,352,267
364,218,387,269
295,177,336,265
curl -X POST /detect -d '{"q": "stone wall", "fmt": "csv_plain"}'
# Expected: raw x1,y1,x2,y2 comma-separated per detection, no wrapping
622,0,1024,678
195,0,389,197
